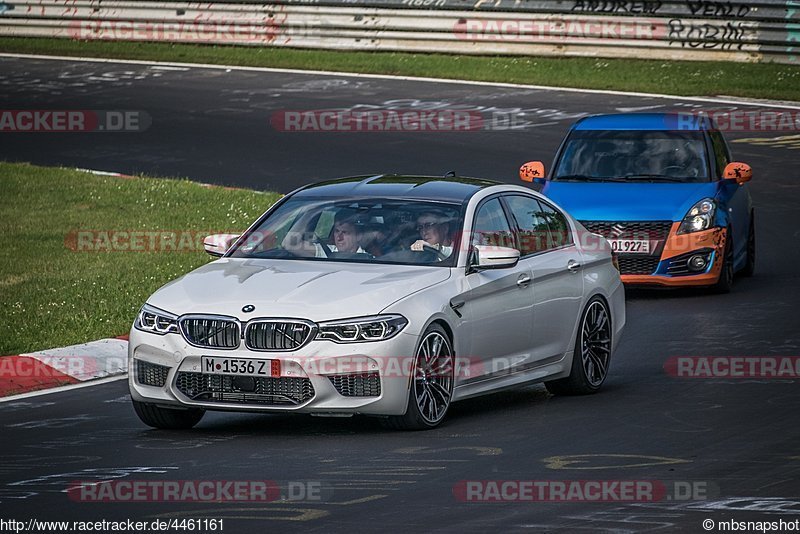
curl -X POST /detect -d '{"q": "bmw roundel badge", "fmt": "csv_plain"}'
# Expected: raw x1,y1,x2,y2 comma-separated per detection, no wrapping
242,304,255,313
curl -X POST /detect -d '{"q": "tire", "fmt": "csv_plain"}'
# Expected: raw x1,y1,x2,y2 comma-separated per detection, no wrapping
711,229,734,294
382,323,454,431
132,399,205,429
740,216,755,278
545,297,612,396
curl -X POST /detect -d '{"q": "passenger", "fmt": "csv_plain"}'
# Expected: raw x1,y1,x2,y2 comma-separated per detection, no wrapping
410,211,454,258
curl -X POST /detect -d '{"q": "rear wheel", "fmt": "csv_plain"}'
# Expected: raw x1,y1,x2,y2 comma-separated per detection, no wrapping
382,324,454,430
711,230,734,293
132,400,204,429
740,216,755,278
546,297,612,396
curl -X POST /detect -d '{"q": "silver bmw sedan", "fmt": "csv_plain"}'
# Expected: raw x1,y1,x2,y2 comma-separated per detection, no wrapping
129,175,625,430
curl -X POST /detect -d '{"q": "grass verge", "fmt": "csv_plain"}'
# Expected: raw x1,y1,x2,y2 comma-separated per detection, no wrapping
1,37,799,102
0,162,281,355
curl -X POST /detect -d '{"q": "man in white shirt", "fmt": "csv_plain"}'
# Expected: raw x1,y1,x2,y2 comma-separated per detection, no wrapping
410,211,454,259
282,208,370,258
313,211,369,257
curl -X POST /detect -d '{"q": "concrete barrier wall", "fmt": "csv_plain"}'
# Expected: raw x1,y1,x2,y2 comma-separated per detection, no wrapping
0,0,796,63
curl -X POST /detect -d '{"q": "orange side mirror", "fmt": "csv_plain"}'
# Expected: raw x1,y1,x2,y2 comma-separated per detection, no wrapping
520,161,545,183
723,162,752,184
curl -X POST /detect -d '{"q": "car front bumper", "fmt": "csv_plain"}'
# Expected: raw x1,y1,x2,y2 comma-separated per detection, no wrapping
128,327,418,416
621,224,727,287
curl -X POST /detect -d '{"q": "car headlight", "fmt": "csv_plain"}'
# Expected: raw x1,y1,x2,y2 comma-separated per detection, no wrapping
135,304,179,335
678,198,717,234
316,314,407,343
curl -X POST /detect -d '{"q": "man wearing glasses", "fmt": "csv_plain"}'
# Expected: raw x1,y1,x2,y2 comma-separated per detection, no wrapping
410,211,455,259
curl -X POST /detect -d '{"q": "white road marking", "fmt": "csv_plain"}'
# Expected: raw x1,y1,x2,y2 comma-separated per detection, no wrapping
1,53,798,110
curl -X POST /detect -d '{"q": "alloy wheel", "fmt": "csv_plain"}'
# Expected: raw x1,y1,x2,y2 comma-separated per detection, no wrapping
413,330,454,425
581,301,612,387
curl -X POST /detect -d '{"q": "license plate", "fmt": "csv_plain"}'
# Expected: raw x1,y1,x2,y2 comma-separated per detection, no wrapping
609,239,651,254
201,356,280,377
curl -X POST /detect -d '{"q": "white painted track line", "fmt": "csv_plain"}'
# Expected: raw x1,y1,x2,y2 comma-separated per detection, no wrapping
1,52,798,109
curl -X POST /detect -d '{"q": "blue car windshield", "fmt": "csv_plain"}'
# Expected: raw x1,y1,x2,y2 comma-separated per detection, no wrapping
553,130,711,183
227,197,463,266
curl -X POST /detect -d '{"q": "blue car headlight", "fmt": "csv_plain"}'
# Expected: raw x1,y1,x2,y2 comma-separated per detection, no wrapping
135,304,179,335
678,198,716,234
316,315,407,343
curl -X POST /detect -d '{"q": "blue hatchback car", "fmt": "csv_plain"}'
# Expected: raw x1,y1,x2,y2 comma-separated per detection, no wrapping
520,113,755,292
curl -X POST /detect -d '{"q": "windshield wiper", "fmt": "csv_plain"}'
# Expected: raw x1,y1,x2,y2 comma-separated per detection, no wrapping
554,174,602,182
621,174,687,182
557,175,634,183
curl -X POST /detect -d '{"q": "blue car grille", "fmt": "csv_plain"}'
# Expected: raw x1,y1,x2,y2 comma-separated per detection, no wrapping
579,220,673,276
579,220,672,242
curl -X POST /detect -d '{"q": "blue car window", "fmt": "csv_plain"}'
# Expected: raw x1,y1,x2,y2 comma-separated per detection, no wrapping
554,130,711,183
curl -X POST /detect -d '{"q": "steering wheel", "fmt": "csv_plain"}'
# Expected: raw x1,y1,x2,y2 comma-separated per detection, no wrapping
421,243,449,261
663,165,696,177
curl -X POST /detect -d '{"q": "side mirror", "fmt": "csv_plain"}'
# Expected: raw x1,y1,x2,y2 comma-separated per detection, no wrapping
519,161,546,184
203,233,240,257
723,162,752,185
472,245,520,270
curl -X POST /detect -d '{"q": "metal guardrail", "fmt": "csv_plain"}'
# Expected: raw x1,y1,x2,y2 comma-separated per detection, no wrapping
0,0,797,63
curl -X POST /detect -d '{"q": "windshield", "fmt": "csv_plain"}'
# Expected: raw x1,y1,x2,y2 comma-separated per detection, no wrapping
228,197,463,266
553,130,711,183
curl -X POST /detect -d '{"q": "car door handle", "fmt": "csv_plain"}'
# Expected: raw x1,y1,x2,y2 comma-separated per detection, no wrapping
516,274,532,287
567,260,582,273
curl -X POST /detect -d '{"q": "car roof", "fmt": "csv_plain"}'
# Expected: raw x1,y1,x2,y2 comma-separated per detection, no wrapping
293,174,501,203
572,113,712,132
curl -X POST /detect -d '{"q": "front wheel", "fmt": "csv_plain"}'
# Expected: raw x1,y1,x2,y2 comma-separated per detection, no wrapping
382,324,454,430
132,399,205,429
546,297,612,396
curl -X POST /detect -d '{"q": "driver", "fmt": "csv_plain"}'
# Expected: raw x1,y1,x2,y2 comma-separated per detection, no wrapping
410,211,454,259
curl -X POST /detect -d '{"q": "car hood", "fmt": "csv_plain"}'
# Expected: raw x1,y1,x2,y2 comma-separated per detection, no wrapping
542,181,719,221
147,258,450,321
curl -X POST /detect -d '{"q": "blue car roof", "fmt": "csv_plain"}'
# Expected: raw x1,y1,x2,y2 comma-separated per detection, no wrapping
573,113,712,131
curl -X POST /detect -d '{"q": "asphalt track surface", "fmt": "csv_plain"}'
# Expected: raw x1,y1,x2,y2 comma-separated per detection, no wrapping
1,56,800,533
